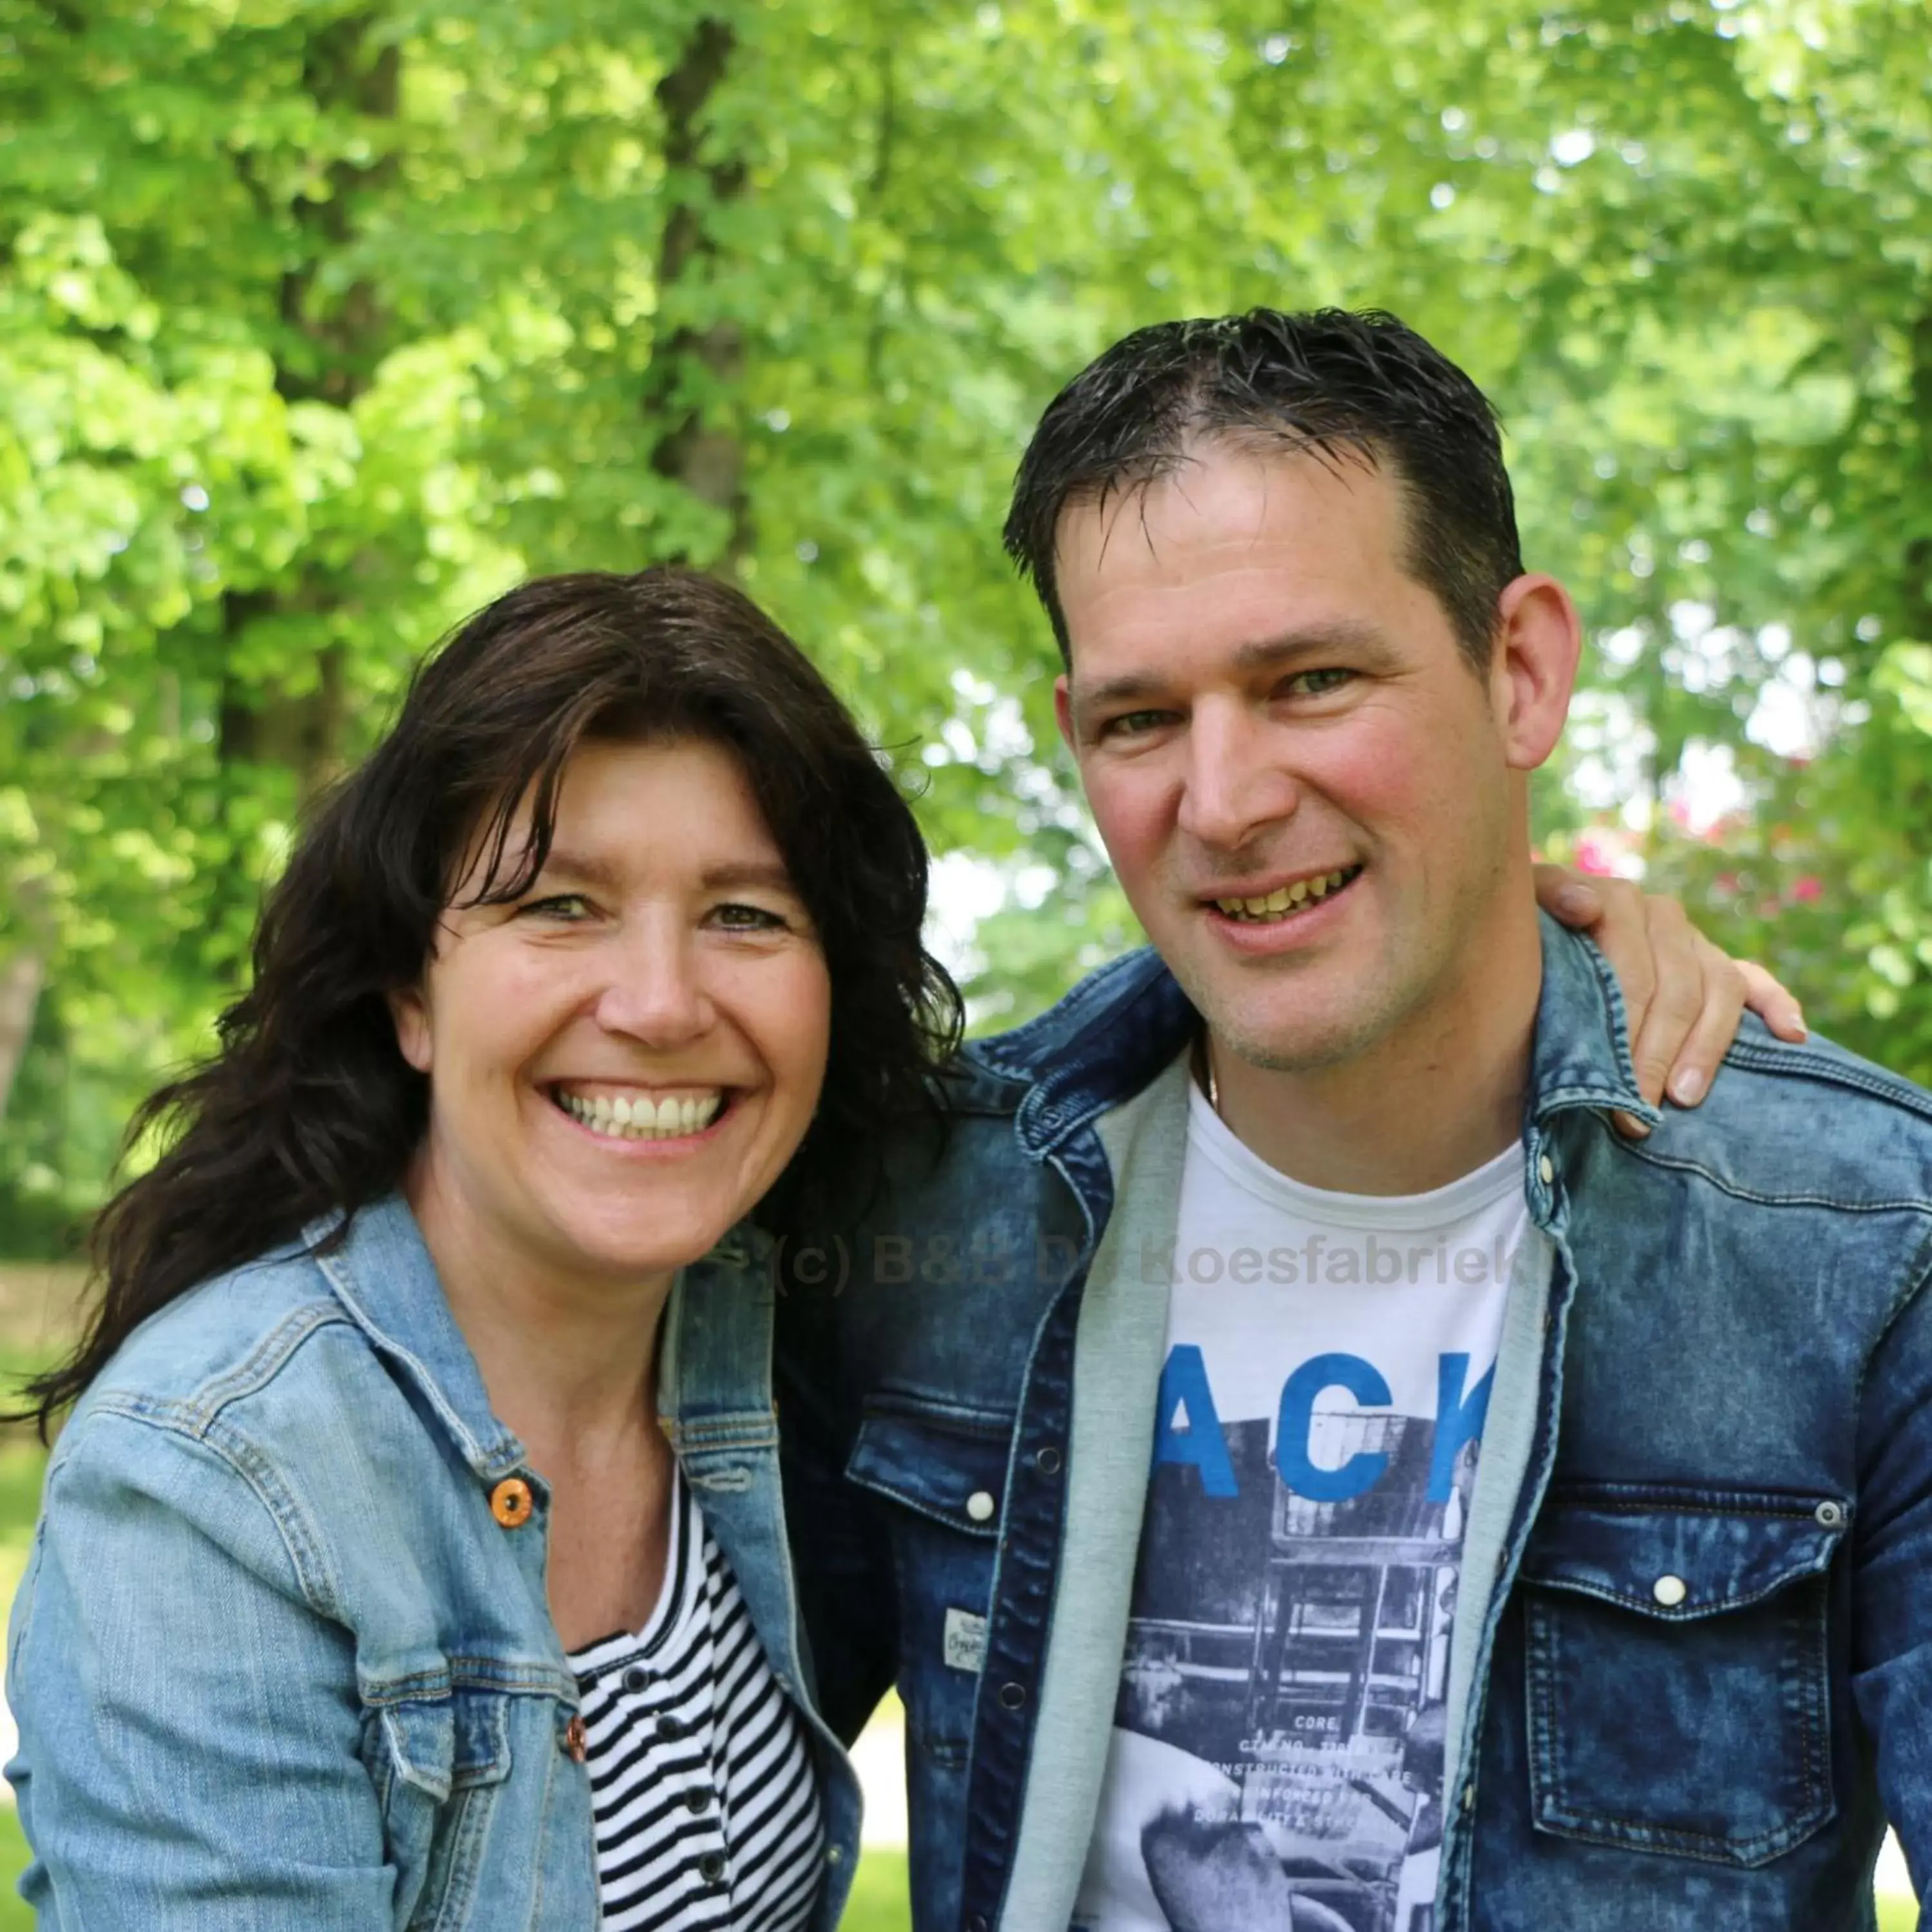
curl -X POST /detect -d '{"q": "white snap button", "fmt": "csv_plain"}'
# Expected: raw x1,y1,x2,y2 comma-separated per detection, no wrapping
1815,1500,1845,1530
1653,1573,1688,1608
1538,1155,1555,1186
966,1490,996,1522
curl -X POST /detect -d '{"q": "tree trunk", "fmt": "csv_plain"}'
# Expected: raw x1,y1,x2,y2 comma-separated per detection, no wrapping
0,951,44,1124
218,14,397,837
1906,308,1932,645
647,18,752,569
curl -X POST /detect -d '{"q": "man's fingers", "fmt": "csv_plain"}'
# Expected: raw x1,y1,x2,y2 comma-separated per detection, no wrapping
1624,895,1705,1111
1738,958,1807,1041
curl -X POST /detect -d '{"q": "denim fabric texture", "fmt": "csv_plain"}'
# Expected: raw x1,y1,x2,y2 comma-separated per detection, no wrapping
5,1194,860,1929
776,915,1932,1932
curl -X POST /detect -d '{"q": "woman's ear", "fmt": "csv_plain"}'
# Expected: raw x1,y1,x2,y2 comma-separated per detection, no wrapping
388,987,433,1075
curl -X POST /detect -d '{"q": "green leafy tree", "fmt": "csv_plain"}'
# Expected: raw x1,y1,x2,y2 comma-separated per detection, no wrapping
4,0,1929,1249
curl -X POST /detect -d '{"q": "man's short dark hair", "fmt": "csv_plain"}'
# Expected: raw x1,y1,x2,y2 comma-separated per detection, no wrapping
1003,307,1524,674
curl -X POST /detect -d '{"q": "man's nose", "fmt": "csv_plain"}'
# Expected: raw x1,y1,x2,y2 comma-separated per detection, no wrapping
1175,705,1302,850
593,922,714,1045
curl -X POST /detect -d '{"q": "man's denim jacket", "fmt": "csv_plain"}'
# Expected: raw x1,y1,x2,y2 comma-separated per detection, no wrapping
6,1193,861,1929
779,918,1932,1932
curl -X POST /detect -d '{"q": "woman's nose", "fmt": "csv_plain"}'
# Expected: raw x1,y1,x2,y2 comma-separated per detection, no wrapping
592,927,714,1045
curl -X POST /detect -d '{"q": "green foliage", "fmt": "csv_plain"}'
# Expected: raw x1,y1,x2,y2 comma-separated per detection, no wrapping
3,0,1929,1243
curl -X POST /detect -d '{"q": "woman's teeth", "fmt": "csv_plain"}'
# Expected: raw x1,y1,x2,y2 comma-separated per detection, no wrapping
1215,865,1362,922
553,1090,723,1140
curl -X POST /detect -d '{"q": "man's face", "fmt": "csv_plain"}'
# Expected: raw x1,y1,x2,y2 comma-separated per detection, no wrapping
1054,442,1530,1077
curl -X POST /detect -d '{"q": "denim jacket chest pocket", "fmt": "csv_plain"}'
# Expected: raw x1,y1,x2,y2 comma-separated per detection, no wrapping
846,1394,1013,1771
360,1679,524,1929
1518,1485,1846,1869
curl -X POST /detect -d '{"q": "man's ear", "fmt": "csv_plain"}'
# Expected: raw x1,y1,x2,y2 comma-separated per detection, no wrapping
1490,573,1582,772
388,986,432,1075
1053,673,1077,756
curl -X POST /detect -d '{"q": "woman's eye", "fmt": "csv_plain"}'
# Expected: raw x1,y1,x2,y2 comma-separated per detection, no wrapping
711,902,788,932
1285,667,1354,697
519,893,591,921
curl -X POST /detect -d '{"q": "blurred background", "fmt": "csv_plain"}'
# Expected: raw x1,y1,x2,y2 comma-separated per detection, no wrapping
0,0,1926,1923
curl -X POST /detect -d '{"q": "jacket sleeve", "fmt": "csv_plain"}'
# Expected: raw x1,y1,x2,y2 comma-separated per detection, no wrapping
6,1408,395,1928
775,1279,898,1747
1850,1259,1932,1891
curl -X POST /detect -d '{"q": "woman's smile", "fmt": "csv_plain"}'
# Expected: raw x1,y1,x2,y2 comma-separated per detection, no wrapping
545,1082,728,1144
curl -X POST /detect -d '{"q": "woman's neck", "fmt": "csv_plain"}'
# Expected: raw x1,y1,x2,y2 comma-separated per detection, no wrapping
403,1156,678,1453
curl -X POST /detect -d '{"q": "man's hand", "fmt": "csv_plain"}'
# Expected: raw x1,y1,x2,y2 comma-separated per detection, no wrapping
1533,865,1808,1139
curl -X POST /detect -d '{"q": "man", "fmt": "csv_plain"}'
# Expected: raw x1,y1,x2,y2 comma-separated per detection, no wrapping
777,309,1920,1932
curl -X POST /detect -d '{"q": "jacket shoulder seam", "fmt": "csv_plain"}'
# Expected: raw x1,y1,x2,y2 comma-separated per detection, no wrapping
59,1399,344,1620
1611,1133,1932,1216
1719,1036,1932,1127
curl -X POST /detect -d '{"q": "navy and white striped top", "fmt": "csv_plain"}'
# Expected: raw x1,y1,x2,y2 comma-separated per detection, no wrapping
566,1470,823,1931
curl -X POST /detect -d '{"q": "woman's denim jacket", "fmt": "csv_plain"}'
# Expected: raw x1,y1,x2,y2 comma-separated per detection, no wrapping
778,919,1932,1932
6,1195,860,1928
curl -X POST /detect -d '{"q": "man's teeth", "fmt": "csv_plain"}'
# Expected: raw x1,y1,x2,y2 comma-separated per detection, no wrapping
1214,866,1361,921
554,1091,724,1140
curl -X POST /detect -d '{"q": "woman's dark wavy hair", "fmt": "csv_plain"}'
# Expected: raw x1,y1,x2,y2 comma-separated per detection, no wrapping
23,568,963,1436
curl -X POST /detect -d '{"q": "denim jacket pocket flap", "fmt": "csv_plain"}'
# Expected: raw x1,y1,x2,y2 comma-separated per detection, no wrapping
846,1396,1014,1537
374,1689,513,1803
1521,1488,1846,1618
1520,1488,1842,1868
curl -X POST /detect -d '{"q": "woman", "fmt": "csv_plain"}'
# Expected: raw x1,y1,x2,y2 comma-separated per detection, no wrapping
5,567,1779,1929
6,569,961,1929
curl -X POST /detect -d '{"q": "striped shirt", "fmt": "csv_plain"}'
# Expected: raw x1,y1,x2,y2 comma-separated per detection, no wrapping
567,1470,823,1932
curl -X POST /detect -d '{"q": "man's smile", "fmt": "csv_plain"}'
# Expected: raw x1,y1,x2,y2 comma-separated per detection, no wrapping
1204,864,1365,924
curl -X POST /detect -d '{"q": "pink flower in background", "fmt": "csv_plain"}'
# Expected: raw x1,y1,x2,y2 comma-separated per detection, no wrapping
1791,876,1824,904
1575,835,1616,876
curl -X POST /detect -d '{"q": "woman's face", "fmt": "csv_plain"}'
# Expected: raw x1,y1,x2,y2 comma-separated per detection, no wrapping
392,735,831,1291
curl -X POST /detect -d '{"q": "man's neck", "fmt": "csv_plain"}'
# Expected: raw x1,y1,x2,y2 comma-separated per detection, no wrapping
1208,914,1544,1197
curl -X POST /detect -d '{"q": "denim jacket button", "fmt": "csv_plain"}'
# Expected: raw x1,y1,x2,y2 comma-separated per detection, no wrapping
1538,1154,1556,1186
967,1490,996,1522
998,1681,1027,1710
1815,1499,1846,1530
1035,1446,1063,1476
562,1714,587,1763
489,1477,535,1528
1652,1573,1689,1607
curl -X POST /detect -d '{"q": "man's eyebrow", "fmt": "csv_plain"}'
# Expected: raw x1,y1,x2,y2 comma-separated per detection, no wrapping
1073,620,1390,712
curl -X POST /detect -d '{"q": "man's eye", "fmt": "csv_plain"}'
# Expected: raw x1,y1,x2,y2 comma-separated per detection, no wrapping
1101,709,1177,739
1284,667,1354,697
519,893,590,921
712,902,788,932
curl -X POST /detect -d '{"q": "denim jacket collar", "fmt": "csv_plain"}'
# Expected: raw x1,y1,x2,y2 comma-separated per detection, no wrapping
972,911,1660,1161
303,1192,527,1482
1525,910,1663,1133
301,1193,784,1482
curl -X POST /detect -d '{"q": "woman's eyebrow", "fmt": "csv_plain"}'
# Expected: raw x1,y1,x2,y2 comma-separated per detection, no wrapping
699,860,796,893
529,851,795,895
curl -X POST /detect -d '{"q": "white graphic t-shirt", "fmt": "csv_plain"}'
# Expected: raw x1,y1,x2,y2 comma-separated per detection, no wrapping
1074,1085,1527,1932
